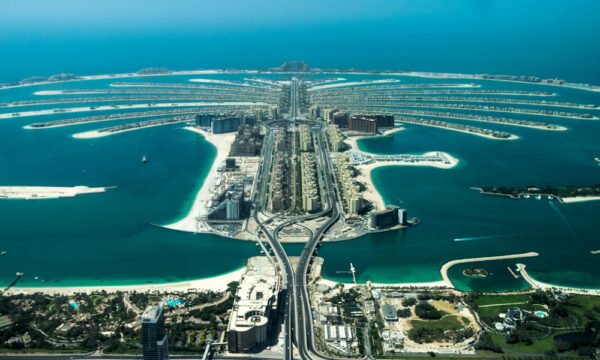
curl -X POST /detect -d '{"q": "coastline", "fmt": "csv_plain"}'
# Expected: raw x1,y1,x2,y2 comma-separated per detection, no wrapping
72,120,189,139
397,120,519,140
6,267,245,295
355,153,460,211
344,133,459,211
560,196,600,203
517,263,600,295
161,127,236,233
318,278,449,290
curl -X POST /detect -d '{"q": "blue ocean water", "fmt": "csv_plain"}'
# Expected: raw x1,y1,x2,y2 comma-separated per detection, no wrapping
1,1,599,83
1,0,599,291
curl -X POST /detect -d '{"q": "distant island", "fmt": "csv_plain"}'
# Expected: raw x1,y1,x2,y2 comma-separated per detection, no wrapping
463,267,489,278
472,185,600,203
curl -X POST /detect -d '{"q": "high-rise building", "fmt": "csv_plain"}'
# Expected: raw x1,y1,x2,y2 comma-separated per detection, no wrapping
348,116,378,134
141,304,169,360
211,116,241,134
309,105,321,119
370,206,401,229
332,112,349,128
397,208,408,225
226,193,241,220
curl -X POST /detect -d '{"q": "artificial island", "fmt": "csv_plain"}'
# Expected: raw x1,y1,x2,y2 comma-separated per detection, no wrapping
2,62,600,359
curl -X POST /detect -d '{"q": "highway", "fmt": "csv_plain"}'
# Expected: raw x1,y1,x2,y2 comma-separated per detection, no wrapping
253,78,355,359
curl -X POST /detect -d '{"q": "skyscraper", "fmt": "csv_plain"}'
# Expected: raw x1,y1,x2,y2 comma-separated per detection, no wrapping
141,304,169,360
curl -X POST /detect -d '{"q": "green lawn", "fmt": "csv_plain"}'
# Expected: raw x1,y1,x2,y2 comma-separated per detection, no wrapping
410,315,465,331
490,333,554,353
564,294,600,322
474,294,530,307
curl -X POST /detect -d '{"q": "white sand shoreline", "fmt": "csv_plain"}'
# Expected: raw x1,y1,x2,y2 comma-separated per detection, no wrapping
161,127,235,233
517,264,600,295
560,196,600,203
2,69,598,94
344,132,459,210
0,186,113,200
6,268,245,295
72,120,189,139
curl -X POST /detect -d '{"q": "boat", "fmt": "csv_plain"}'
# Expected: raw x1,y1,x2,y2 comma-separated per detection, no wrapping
524,194,530,198
0,251,6,256
142,155,148,164
16,272,24,277
594,157,600,163
536,195,542,200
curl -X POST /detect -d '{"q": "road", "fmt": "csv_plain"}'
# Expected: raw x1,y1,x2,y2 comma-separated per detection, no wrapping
252,78,357,360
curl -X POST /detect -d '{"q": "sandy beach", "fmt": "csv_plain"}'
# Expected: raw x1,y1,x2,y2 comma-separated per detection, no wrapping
352,152,459,211
560,196,600,203
6,268,245,295
0,186,113,200
516,263,600,296
162,127,235,233
343,127,406,152
72,119,190,139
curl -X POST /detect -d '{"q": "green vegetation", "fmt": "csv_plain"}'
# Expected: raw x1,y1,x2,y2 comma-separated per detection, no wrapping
401,297,417,307
463,267,489,278
408,316,473,344
411,316,464,332
470,291,600,357
396,308,411,318
473,294,530,307
415,302,445,320
0,290,231,355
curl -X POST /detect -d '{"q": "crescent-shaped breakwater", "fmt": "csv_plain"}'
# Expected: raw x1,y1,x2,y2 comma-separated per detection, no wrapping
440,252,540,288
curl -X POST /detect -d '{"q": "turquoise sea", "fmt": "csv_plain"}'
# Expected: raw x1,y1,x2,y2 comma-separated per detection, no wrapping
0,72,598,293
1,0,600,292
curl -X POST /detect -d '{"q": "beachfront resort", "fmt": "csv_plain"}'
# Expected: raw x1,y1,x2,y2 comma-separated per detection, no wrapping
2,62,600,359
